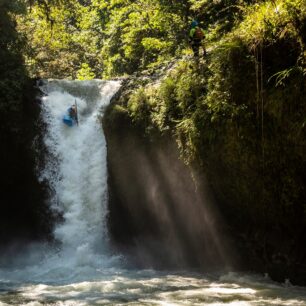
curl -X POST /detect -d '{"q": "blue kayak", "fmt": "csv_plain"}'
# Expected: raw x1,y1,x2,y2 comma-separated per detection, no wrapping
62,114,75,127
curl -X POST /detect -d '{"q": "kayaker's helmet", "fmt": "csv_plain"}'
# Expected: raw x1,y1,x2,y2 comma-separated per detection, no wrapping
191,20,198,28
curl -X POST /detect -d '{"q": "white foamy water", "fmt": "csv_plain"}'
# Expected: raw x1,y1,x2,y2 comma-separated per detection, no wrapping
39,80,121,263
1,270,306,305
0,80,306,305
0,80,122,284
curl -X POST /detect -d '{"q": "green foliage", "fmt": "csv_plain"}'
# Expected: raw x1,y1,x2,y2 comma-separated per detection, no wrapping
268,66,303,86
18,0,193,78
16,0,306,80
18,1,99,78
175,117,199,164
100,0,187,77
189,0,257,40
77,63,96,80
0,0,28,135
127,87,153,131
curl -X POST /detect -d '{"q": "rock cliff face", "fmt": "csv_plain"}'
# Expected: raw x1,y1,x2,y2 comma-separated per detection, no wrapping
103,97,236,270
0,80,54,253
103,74,306,285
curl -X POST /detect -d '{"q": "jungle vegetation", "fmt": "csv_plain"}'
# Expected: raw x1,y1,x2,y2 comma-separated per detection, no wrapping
1,0,306,281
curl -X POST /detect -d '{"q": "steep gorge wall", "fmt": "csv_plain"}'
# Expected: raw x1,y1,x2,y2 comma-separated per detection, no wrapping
0,80,55,253
103,99,236,271
0,2,55,252
103,65,306,284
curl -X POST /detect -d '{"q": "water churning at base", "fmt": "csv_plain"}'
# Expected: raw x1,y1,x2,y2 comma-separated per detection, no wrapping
39,80,121,270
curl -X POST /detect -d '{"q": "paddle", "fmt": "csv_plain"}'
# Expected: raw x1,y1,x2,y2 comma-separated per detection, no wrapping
75,99,79,126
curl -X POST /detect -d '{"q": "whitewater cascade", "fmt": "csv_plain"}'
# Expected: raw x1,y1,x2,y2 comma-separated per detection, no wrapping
39,80,121,271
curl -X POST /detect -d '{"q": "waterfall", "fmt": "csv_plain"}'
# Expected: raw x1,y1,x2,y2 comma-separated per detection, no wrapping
37,79,121,274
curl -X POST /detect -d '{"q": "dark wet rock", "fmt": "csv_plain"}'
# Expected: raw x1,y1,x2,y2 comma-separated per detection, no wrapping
103,113,236,270
0,79,55,251
103,61,306,285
